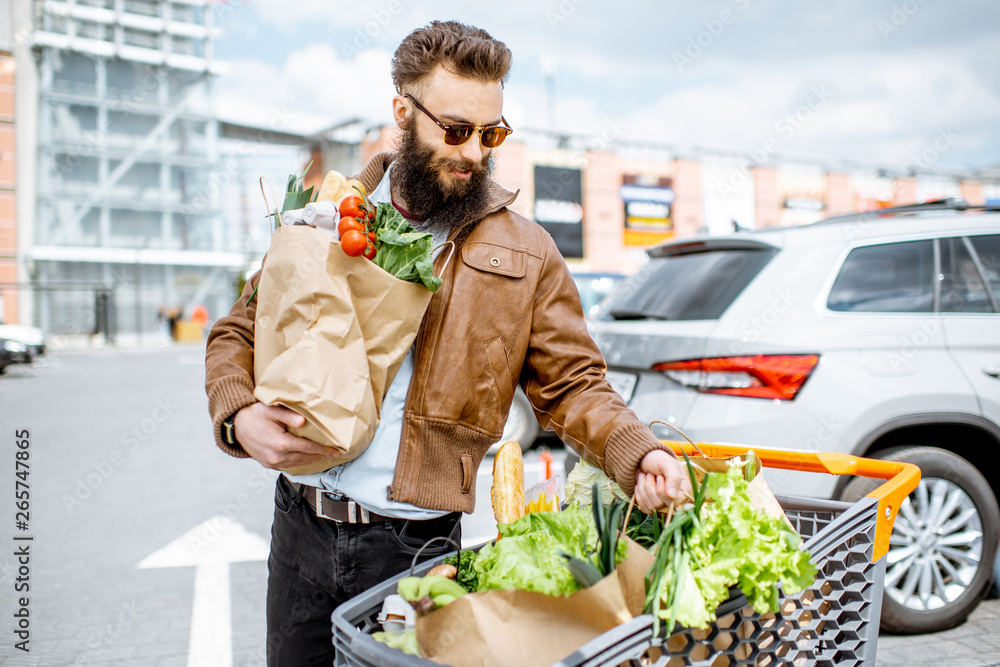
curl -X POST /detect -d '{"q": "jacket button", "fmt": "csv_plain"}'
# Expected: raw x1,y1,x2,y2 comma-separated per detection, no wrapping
490,257,501,267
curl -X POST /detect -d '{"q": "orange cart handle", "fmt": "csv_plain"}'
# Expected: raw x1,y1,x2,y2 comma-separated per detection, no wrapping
661,441,921,561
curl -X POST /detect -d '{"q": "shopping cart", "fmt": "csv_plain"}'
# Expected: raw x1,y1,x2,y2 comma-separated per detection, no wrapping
332,443,920,667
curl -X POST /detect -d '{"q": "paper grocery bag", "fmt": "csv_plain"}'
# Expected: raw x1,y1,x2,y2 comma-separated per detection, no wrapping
416,539,651,667
683,450,791,526
253,225,433,475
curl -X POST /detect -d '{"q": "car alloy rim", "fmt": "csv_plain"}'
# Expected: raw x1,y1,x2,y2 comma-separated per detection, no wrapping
884,477,983,611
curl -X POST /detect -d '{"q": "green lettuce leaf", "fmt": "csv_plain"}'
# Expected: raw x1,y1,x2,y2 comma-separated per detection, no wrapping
371,202,442,292
472,506,607,596
655,465,817,628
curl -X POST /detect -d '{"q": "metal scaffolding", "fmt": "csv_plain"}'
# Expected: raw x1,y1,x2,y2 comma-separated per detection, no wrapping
27,0,242,337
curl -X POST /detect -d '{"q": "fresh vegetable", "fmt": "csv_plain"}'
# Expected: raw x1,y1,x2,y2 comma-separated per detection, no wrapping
443,550,480,592
639,457,816,633
340,229,369,257
471,505,626,597
339,195,369,221
367,202,442,292
564,459,626,507
427,563,458,579
397,575,468,615
337,215,365,239
372,630,421,657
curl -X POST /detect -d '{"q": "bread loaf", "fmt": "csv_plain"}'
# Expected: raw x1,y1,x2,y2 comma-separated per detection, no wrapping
491,441,525,526
316,170,347,202
316,170,367,205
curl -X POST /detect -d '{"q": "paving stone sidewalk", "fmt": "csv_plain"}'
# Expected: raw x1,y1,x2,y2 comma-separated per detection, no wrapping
877,599,1000,667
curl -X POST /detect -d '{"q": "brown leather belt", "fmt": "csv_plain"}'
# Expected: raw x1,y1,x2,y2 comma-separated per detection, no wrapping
291,482,388,524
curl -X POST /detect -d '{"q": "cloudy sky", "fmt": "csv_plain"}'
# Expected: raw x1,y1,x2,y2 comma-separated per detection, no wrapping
211,0,1000,172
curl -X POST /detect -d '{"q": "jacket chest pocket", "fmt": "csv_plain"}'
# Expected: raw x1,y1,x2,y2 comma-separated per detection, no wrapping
461,242,527,278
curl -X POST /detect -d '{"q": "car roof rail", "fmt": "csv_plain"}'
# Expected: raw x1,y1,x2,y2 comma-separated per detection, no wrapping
811,197,1000,225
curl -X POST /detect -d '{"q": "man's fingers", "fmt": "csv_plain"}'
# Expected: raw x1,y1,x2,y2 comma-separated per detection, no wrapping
276,431,332,456
267,405,306,429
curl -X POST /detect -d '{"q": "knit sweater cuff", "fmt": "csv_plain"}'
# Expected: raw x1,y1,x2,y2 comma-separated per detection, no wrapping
208,375,258,458
603,421,675,498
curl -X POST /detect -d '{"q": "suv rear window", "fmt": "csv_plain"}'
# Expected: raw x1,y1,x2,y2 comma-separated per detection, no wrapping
600,248,777,321
828,240,935,312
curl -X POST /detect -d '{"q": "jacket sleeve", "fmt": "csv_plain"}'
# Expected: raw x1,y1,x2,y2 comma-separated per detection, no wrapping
204,270,262,458
520,234,674,498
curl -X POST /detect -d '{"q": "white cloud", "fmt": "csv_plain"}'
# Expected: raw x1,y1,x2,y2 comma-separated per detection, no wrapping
214,45,396,133
613,49,1000,168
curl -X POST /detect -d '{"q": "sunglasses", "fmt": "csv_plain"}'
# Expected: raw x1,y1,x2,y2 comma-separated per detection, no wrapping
404,94,513,148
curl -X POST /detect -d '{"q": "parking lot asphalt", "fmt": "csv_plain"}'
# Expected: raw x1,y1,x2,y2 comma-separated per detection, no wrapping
1,343,998,667
877,599,1000,667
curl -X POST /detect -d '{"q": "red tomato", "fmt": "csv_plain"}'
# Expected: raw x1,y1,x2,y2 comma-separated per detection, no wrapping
362,240,377,260
339,195,367,220
340,230,368,257
338,216,364,239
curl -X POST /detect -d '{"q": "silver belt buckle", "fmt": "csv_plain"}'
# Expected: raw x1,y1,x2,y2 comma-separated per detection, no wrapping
347,499,371,524
315,488,326,520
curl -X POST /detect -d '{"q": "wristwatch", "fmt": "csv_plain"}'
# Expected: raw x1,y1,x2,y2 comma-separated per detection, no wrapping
222,412,238,446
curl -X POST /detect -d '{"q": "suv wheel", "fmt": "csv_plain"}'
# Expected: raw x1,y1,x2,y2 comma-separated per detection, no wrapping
494,390,539,454
841,447,1000,634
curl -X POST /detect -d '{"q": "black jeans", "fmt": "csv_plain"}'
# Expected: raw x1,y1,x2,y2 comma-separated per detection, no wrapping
265,475,461,666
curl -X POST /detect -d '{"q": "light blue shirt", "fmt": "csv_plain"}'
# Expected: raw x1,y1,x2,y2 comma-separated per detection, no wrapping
282,164,450,520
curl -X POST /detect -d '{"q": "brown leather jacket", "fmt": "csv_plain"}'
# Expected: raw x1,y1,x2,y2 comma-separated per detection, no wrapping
205,153,671,513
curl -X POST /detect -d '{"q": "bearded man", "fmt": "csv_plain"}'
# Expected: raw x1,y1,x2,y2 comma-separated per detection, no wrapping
205,20,690,666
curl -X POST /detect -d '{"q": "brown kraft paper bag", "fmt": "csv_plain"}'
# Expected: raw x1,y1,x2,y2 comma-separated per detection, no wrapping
416,538,654,667
253,225,433,475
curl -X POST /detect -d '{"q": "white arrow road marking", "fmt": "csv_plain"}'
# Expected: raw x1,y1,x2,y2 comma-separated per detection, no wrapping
137,517,270,667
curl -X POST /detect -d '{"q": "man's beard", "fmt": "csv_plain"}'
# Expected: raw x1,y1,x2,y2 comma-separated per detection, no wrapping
392,121,495,228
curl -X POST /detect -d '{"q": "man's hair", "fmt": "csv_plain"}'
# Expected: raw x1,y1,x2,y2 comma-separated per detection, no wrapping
391,21,512,95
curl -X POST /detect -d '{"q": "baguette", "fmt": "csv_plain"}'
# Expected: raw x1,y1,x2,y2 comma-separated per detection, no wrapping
491,441,525,526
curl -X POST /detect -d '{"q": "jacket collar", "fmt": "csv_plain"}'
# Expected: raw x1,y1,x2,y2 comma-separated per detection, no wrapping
355,152,520,228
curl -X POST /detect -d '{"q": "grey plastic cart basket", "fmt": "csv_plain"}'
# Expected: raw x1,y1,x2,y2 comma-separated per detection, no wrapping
332,492,890,667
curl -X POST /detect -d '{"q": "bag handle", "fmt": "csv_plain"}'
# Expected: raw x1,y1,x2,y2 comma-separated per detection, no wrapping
622,420,706,529
259,176,283,235
432,240,457,278
408,536,462,576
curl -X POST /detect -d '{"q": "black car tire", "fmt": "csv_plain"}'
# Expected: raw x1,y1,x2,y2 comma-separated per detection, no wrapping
840,446,999,635
497,390,539,453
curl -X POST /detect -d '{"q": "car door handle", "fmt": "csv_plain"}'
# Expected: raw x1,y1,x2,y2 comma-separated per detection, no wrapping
985,366,1000,379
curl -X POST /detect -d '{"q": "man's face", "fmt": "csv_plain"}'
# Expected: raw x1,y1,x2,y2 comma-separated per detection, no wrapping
392,67,504,225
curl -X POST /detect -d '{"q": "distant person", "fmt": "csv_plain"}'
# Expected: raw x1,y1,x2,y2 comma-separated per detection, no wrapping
205,20,691,666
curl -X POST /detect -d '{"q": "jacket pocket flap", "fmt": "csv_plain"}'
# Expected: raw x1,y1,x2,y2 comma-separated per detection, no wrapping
461,242,527,278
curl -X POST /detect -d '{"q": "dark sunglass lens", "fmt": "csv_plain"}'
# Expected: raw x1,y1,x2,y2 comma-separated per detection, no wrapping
444,125,474,146
481,127,508,148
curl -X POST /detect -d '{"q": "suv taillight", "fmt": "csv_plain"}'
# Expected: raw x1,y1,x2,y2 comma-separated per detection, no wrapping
653,355,819,400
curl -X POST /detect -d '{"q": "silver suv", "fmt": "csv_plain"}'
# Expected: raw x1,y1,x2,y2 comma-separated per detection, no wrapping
587,200,1000,634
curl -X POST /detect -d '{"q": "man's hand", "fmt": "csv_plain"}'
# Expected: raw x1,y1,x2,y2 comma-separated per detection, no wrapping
634,450,693,514
234,403,333,470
